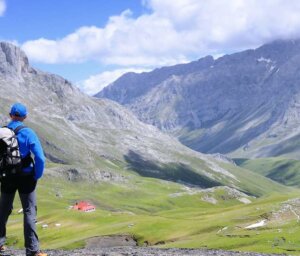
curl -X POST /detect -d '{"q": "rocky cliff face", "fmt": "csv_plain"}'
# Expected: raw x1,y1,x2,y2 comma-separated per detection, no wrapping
97,39,300,159
0,42,31,76
0,41,279,195
95,56,214,105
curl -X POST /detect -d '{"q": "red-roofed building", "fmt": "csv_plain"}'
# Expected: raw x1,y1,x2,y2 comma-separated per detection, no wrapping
72,201,96,212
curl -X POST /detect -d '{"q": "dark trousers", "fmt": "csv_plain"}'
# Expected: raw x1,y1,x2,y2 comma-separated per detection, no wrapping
0,175,39,255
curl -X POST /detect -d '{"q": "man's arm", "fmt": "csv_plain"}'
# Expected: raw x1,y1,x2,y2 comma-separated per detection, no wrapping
28,130,45,180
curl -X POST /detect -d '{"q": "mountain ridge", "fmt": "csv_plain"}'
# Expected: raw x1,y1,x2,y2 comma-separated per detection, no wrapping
97,39,300,159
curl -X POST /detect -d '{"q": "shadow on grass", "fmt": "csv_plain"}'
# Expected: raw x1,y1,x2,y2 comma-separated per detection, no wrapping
266,161,300,187
233,158,249,166
124,150,221,188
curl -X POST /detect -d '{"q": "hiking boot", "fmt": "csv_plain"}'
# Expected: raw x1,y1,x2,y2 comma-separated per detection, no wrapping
34,252,47,256
0,245,6,252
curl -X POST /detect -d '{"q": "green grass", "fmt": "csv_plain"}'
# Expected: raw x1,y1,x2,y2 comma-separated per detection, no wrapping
234,157,300,187
4,174,300,254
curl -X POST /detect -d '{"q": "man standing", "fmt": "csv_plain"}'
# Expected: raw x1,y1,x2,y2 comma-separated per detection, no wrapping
0,103,47,256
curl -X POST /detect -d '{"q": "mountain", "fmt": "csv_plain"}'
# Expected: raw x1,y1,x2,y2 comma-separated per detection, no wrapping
97,39,300,160
0,41,284,196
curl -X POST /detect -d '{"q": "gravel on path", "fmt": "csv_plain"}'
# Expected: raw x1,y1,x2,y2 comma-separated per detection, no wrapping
1,247,286,256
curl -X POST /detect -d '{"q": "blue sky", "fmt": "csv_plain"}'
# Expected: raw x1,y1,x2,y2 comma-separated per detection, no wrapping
0,0,146,84
0,0,145,41
1,0,300,95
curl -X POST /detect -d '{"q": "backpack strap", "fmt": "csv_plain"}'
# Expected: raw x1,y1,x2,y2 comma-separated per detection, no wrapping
13,125,27,134
11,125,34,172
2,125,27,134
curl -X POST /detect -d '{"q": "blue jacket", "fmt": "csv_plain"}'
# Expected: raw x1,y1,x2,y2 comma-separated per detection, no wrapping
7,121,45,180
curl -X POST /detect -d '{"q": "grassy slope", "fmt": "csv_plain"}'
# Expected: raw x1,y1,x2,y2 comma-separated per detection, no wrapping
235,157,300,187
216,162,287,196
4,171,300,255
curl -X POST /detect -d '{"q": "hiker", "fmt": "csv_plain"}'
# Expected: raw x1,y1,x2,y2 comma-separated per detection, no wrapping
0,103,47,256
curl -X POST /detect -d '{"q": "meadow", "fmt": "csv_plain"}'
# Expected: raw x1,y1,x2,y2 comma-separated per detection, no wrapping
5,171,300,255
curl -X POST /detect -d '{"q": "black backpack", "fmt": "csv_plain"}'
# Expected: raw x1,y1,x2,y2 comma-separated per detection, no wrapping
0,126,26,177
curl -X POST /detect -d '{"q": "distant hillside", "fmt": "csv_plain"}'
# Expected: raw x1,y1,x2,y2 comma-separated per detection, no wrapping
235,157,300,187
0,41,283,196
97,39,300,160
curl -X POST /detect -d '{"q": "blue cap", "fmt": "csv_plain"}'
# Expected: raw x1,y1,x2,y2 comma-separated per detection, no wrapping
10,103,27,117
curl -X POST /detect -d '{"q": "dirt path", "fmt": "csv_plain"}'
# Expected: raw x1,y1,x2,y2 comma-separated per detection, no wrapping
1,236,286,255
1,247,285,256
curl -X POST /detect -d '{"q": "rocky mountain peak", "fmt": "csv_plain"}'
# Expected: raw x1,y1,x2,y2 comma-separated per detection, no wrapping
95,55,215,104
0,42,30,76
97,39,300,157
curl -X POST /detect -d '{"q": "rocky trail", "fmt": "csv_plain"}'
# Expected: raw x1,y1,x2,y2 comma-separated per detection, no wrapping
0,247,285,256
1,235,286,255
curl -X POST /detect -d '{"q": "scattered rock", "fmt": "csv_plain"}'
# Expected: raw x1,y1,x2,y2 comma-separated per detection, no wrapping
93,169,127,183
211,153,236,165
5,247,285,255
202,195,218,204
66,168,81,182
239,197,252,204
271,198,300,223
85,235,137,249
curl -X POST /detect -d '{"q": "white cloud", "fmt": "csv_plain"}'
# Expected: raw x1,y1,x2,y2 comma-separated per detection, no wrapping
0,0,6,16
79,68,150,95
22,0,300,67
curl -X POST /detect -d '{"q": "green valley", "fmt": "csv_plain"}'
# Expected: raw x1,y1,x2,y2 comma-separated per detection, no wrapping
5,169,300,255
